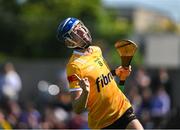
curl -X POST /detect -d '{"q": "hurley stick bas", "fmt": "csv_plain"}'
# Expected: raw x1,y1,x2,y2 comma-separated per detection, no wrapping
115,39,138,86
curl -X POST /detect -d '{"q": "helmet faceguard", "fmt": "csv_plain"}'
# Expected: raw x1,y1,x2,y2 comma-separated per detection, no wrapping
57,18,92,49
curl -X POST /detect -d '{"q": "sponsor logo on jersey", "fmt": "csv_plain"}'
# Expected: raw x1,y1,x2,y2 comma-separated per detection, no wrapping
67,75,78,82
95,72,113,92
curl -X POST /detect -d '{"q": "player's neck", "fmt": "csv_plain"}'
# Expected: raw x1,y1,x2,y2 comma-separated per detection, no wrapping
74,46,92,55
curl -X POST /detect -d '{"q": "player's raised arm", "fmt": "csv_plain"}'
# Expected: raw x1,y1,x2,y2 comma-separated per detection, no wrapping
70,74,90,114
74,74,90,92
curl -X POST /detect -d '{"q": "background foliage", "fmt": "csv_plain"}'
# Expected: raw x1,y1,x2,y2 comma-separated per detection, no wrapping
0,0,132,60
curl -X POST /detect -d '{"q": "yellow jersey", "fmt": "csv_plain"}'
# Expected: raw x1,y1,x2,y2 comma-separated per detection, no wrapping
66,46,131,128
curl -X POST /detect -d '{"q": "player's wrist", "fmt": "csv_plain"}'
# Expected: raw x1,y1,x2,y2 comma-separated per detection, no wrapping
120,76,128,81
82,88,90,93
119,80,125,85
111,68,121,76
111,69,116,76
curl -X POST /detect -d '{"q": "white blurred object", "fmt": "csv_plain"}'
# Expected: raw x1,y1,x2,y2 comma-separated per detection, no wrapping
54,108,69,122
37,80,49,92
48,84,60,95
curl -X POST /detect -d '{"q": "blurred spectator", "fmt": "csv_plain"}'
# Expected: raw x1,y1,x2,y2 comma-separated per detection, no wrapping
6,100,22,128
127,85,142,114
151,68,172,104
68,112,89,129
2,62,22,101
40,106,56,129
41,106,69,129
0,109,12,129
135,67,151,90
53,107,69,128
58,92,72,112
137,87,153,128
139,87,152,112
0,65,177,129
151,85,171,128
18,102,41,129
140,109,154,129
158,68,171,91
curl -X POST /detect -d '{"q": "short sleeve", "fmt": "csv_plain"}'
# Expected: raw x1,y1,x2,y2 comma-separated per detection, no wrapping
66,63,82,92
93,46,102,55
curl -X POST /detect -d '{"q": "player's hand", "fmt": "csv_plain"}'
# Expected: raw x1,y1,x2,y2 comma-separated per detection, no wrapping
74,74,90,92
115,65,132,81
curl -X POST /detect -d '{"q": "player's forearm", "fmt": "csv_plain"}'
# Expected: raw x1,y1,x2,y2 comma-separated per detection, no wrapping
72,90,89,114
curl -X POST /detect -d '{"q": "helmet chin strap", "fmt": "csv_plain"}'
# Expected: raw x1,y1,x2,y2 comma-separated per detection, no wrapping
66,38,90,49
75,42,90,50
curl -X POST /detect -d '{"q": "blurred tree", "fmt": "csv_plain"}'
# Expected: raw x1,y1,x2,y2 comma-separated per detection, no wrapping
0,0,133,59
0,0,21,59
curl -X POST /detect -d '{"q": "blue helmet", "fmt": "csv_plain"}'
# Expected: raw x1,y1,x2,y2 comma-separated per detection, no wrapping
57,17,92,49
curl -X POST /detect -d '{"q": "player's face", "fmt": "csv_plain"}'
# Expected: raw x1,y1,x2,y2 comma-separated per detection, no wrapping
73,23,92,44
64,22,92,49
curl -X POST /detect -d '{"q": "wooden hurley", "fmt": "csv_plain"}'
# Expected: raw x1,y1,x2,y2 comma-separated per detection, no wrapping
115,39,138,67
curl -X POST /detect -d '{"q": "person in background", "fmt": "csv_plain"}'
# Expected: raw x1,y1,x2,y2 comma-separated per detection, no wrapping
2,62,22,101
0,109,12,129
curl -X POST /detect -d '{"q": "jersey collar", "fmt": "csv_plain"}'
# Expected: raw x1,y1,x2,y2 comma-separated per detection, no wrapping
73,50,85,56
73,46,93,56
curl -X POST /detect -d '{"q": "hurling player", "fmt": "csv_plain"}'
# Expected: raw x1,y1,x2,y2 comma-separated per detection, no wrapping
57,17,143,129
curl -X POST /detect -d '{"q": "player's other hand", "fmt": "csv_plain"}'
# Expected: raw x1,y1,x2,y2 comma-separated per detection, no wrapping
115,65,132,81
75,74,90,92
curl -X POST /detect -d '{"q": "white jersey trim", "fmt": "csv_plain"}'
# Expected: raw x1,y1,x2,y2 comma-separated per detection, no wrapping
73,50,85,56
69,88,82,92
